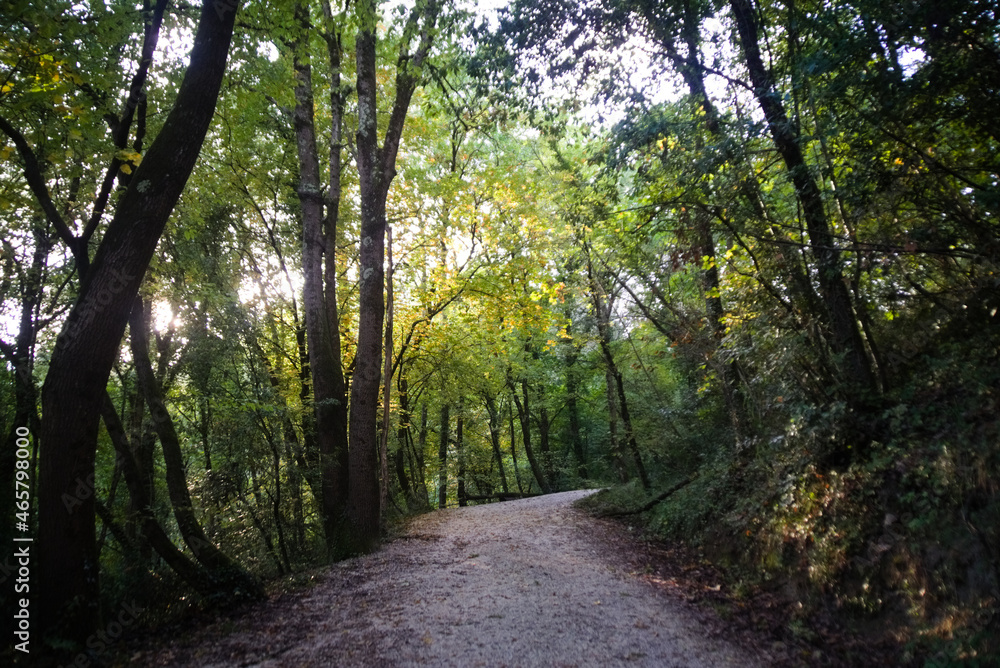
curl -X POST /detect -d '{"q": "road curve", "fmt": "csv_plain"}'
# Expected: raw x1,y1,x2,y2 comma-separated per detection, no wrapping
142,490,756,667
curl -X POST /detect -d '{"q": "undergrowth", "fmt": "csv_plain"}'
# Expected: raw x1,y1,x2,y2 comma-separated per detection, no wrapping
584,350,1000,666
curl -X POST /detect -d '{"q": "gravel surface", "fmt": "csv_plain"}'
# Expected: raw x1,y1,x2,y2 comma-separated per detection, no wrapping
138,490,758,667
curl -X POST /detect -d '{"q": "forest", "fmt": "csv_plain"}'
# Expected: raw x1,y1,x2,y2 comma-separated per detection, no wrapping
1,0,998,664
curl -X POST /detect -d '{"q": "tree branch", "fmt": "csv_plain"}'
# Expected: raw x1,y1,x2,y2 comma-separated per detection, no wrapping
0,115,81,258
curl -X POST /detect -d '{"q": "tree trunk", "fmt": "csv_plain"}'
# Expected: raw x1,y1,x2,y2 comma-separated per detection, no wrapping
456,400,467,507
563,334,588,480
613,368,651,490
509,377,551,494
538,404,556,490
348,2,390,553
438,403,450,508
321,0,351,534
100,393,218,598
347,0,441,553
1,225,47,539
604,366,629,484
668,3,748,434
291,1,348,556
484,395,510,493
130,297,263,599
395,373,423,509
729,0,875,401
36,0,237,644
418,403,430,504
509,402,524,493
266,432,292,574
587,254,646,487
380,226,394,518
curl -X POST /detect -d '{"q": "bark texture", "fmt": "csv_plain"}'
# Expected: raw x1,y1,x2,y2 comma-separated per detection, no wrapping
291,2,349,554
36,0,237,643
347,0,440,552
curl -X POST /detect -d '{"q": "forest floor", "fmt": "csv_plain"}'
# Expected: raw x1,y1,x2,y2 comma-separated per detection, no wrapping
124,489,772,667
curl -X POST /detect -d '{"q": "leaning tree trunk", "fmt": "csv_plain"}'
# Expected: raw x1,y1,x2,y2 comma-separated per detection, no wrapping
587,256,649,489
100,393,218,598
36,0,237,644
484,395,510,494
130,297,263,600
730,0,875,403
509,377,552,494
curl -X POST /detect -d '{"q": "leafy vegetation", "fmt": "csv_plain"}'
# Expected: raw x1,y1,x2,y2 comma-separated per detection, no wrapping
1,0,997,664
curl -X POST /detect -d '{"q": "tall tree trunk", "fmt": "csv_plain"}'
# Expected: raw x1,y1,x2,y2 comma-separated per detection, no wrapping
649,0,752,442
730,0,875,404
348,0,441,553
438,403,450,508
36,0,237,643
320,0,351,531
291,1,348,556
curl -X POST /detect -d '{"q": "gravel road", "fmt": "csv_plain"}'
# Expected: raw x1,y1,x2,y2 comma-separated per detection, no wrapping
140,490,757,667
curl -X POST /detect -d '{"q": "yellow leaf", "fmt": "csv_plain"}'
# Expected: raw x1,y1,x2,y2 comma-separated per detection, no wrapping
116,148,142,165
120,163,132,174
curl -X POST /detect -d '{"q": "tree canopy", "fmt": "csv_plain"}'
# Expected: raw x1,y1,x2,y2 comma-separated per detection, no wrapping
2,0,998,662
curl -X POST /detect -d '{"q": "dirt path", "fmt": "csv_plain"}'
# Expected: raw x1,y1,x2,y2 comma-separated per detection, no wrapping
136,490,758,667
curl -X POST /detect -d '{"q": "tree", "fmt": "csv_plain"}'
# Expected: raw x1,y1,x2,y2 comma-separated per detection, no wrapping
347,0,443,551
728,0,876,408
287,0,350,556
33,0,239,644
129,294,262,597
